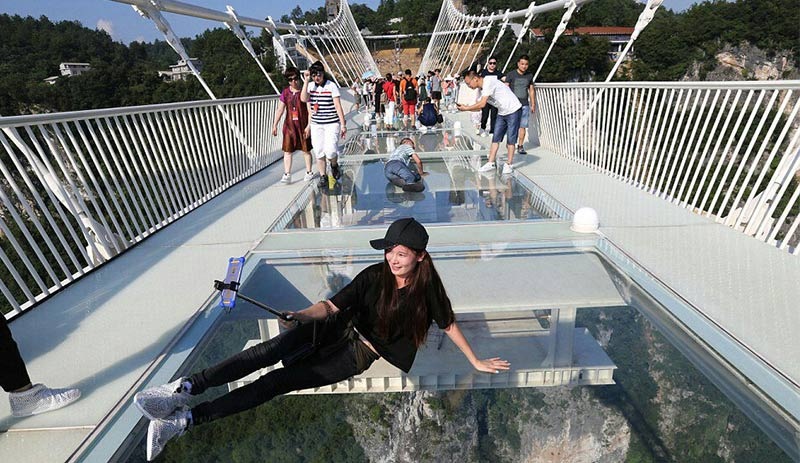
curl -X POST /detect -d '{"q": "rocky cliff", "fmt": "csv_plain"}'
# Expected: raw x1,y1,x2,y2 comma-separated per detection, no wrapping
684,42,799,81
346,386,630,462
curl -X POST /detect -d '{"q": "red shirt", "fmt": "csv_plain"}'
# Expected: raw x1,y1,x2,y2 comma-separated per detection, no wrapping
382,81,395,101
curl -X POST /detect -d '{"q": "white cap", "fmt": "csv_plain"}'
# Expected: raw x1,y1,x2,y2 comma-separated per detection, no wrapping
570,207,599,233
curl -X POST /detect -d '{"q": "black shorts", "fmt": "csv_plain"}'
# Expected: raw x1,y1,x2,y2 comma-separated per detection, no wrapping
431,91,442,100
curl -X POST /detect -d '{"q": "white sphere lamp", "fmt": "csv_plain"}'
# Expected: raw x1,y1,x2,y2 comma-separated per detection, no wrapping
571,207,600,233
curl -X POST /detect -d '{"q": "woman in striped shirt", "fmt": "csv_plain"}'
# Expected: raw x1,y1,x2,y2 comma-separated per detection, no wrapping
301,61,347,188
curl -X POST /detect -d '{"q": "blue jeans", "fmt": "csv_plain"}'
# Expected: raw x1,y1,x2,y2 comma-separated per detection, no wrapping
491,108,522,146
384,160,420,186
520,105,530,128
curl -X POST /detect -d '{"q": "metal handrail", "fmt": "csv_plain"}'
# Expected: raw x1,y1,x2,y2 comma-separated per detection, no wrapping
536,81,800,255
537,81,800,90
0,95,275,127
1,95,282,316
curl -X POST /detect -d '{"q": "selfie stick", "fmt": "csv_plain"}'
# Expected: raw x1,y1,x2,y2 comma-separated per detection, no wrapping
214,257,294,322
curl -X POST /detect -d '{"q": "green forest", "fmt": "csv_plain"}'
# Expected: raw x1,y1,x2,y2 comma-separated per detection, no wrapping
1,0,798,116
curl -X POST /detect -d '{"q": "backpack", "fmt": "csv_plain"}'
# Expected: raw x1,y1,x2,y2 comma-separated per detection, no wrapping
403,79,417,102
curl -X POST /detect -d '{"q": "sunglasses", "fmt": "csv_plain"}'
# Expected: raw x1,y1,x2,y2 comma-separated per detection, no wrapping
488,61,497,65
287,76,299,81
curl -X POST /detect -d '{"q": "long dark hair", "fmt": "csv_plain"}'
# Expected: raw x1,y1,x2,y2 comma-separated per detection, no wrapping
376,250,453,347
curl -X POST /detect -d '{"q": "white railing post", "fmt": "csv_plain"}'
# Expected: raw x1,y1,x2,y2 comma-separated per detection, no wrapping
536,81,800,256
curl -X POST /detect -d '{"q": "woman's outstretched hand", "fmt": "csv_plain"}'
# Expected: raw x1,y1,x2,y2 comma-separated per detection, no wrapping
473,357,511,374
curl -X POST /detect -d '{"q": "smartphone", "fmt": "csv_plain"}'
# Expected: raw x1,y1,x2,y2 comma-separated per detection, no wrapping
220,257,245,309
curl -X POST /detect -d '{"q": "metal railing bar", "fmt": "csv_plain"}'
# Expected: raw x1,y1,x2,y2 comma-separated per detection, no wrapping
83,121,139,240
43,124,106,263
702,90,756,216
73,121,131,251
684,89,732,208
54,122,119,256
0,131,83,274
23,125,94,266
132,113,179,218
714,90,768,220
105,116,159,230
116,116,169,225
0,95,277,127
732,90,792,231
95,119,147,234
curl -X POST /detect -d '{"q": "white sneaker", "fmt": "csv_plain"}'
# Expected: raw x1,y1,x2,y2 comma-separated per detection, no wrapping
9,383,81,417
478,161,496,172
146,407,190,461
478,129,486,137
134,378,192,421
280,173,291,183
303,171,316,182
502,163,514,175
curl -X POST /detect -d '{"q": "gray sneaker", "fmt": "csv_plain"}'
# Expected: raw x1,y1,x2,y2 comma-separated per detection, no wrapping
134,378,192,421
146,407,190,461
9,383,81,417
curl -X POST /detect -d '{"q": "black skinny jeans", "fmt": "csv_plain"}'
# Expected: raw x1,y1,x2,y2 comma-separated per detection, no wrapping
481,104,498,132
188,322,376,425
0,316,32,392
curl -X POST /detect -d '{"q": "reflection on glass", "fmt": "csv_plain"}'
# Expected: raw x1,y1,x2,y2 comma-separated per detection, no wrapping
342,128,484,155
278,158,559,230
118,252,790,462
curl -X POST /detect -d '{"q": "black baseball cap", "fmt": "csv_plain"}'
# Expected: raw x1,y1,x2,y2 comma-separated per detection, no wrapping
370,218,429,251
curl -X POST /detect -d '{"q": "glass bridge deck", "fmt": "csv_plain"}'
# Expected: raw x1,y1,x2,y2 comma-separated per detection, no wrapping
75,143,792,461
106,243,792,462
274,158,562,230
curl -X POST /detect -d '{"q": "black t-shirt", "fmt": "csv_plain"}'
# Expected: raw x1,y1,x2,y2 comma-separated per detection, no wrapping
330,263,455,372
480,69,504,79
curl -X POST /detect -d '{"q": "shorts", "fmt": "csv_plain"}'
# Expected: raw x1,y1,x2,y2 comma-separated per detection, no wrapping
402,101,416,115
431,91,442,100
491,108,522,146
310,122,340,159
520,105,530,128
354,93,362,104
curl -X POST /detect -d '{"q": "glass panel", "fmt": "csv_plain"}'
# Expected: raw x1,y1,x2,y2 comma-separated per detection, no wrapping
276,158,561,230
114,250,791,462
343,128,485,155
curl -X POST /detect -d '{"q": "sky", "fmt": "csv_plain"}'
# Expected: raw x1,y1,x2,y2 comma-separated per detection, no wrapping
0,0,701,44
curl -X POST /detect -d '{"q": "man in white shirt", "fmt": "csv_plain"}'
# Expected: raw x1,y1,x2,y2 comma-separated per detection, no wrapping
457,70,522,175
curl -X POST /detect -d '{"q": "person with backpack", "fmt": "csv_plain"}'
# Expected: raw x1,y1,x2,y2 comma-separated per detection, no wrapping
417,97,439,129
400,69,418,130
417,75,428,108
